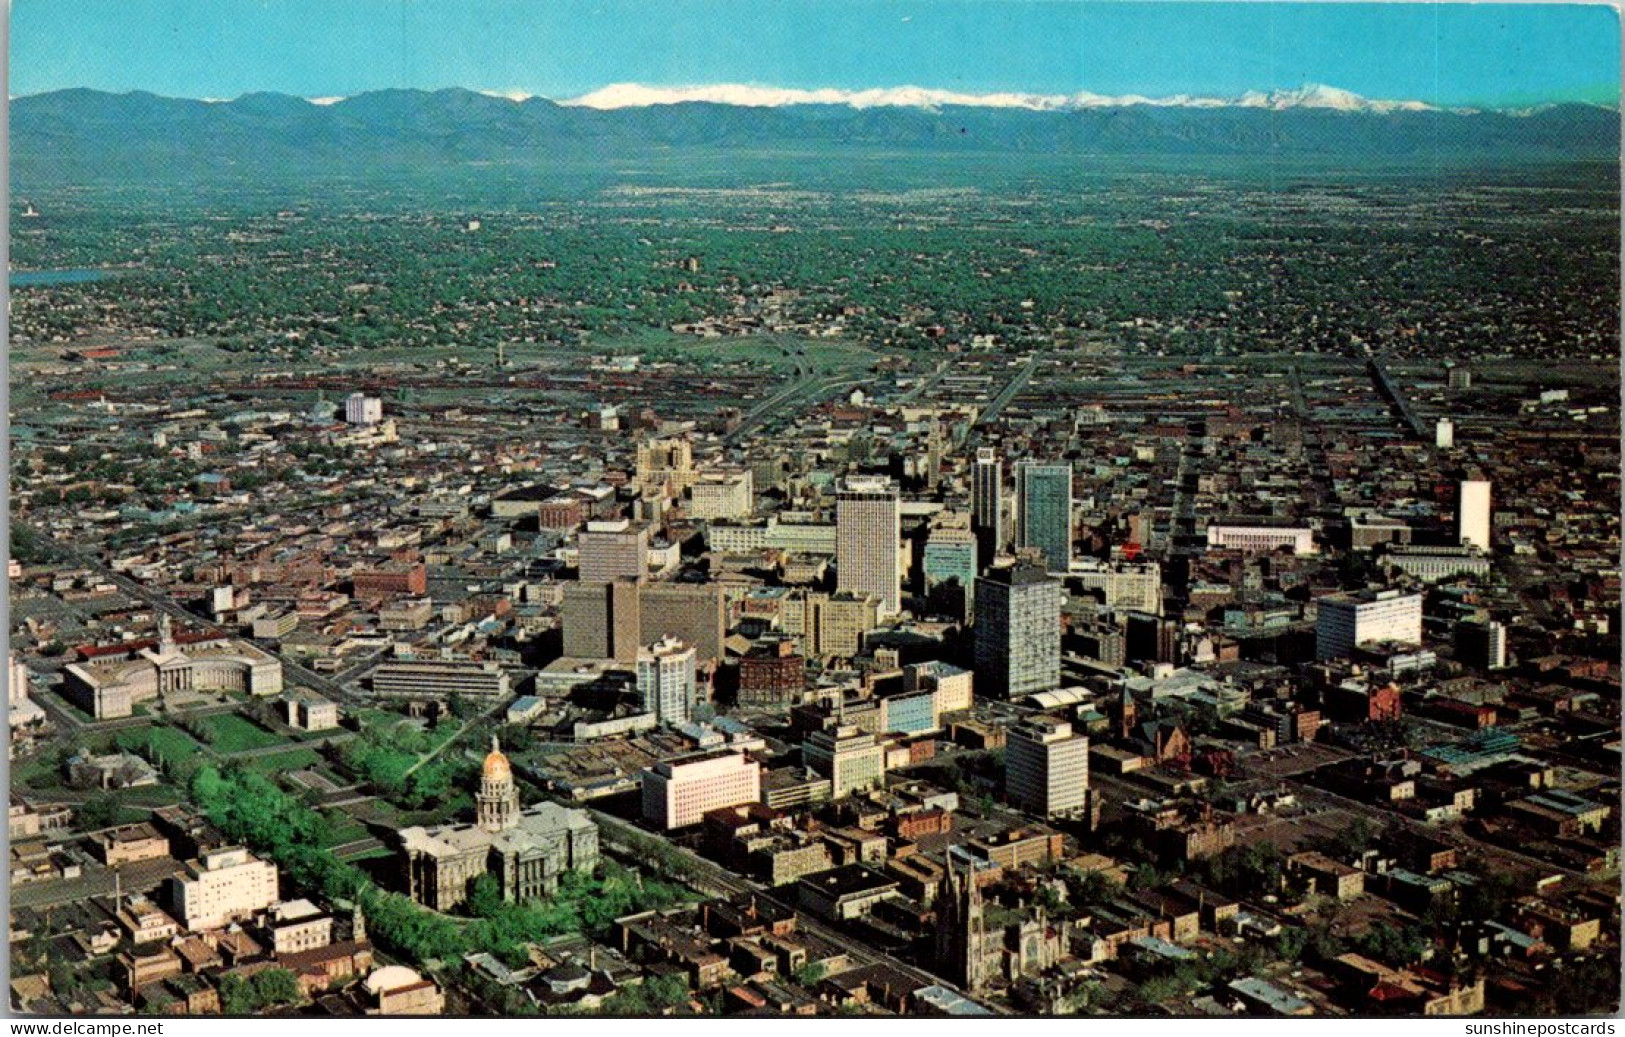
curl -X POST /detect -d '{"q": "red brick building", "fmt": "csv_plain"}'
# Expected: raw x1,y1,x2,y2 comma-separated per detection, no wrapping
352,561,427,598
738,639,805,706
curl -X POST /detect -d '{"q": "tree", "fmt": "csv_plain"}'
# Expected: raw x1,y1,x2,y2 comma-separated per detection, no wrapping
466,874,506,919
76,792,123,831
220,968,302,1015
1354,923,1428,968
1313,816,1378,861
47,962,82,1000
252,968,302,1007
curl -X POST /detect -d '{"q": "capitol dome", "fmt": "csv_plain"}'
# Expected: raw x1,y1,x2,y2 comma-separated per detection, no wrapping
482,735,511,781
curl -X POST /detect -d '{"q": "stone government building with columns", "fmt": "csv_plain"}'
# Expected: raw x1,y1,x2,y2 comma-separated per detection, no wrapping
62,614,284,719
398,738,600,911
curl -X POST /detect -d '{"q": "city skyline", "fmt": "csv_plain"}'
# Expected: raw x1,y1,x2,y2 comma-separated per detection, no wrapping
7,0,1620,1022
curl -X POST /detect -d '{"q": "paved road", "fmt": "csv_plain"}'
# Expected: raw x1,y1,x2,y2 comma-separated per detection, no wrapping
974,352,1041,428
726,372,868,444
10,855,185,910
329,837,387,859
31,672,254,734
221,730,355,760
897,359,952,406
723,355,817,443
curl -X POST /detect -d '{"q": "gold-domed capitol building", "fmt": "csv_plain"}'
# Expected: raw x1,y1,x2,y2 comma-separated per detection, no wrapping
398,737,599,911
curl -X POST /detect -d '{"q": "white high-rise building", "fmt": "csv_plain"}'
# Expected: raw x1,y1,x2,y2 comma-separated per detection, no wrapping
803,725,887,799
1069,559,1164,615
170,847,280,932
1315,589,1424,660
1005,717,1090,818
836,476,901,616
641,750,762,830
688,470,755,521
345,393,383,426
1459,480,1492,553
637,636,698,726
9,653,31,710
9,652,44,732
1456,618,1509,670
1435,419,1455,449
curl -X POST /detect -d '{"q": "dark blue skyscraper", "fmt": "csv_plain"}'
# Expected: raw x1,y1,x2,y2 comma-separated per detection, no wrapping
1015,461,1073,574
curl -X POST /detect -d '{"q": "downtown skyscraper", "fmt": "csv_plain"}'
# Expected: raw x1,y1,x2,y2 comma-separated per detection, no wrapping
1015,461,1073,574
836,474,901,615
971,447,1003,570
974,561,1062,698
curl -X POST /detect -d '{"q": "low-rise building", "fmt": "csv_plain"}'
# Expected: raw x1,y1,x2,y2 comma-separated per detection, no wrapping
796,865,900,922
371,660,511,700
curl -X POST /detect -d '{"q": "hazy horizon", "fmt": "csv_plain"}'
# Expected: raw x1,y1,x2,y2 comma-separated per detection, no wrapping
12,1,1621,110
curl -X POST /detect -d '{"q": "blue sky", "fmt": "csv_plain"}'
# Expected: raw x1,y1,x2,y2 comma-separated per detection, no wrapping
11,1,1620,107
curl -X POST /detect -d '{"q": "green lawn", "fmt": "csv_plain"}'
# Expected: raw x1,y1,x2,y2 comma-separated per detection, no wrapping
12,754,67,792
240,747,323,774
114,784,186,808
115,725,205,770
195,713,284,753
341,798,404,827
319,813,373,849
395,794,472,827
354,707,406,730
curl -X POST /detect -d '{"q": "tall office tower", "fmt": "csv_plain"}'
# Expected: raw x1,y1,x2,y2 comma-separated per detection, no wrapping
577,519,648,584
1314,589,1424,661
634,438,696,499
925,431,944,492
802,591,882,660
1456,618,1509,670
1458,479,1492,553
923,522,979,620
636,636,698,726
687,469,755,521
1015,461,1073,574
974,562,1062,699
971,448,1004,570
560,578,642,664
1005,717,1090,818
1435,419,1455,450
836,475,901,616
344,393,383,426
638,582,727,666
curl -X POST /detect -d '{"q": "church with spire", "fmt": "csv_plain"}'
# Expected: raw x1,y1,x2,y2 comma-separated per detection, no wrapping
398,738,600,912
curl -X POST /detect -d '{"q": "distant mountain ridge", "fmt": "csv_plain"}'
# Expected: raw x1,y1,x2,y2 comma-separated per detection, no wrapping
11,86,1620,184
548,81,1497,113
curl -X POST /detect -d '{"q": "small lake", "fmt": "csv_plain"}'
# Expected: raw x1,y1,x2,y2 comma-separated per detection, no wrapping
9,269,116,287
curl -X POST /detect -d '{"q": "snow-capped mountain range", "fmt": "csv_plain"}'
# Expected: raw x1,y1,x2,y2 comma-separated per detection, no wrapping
550,81,1449,113
12,84,1617,184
